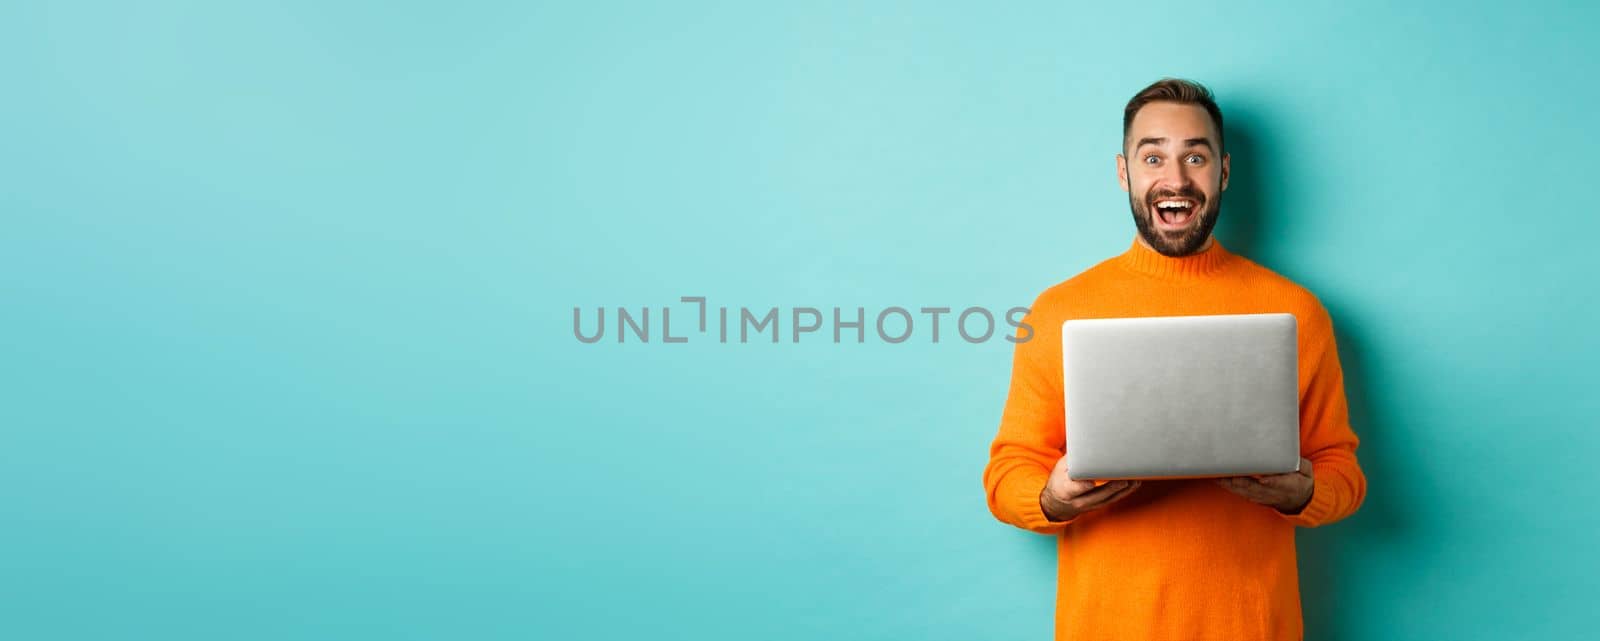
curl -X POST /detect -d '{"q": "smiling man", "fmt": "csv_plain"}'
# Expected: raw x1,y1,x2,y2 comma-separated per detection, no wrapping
981,78,1367,640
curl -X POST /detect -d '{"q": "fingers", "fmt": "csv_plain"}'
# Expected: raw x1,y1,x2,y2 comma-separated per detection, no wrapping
1062,479,1121,501
1095,480,1142,508
1215,476,1289,506
1219,474,1281,489
1216,476,1262,500
1051,456,1105,499
1063,478,1103,498
1256,471,1305,489
1047,456,1144,515
1073,480,1142,511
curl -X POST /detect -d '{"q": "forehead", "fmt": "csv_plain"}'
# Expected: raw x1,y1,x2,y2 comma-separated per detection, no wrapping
1127,101,1219,147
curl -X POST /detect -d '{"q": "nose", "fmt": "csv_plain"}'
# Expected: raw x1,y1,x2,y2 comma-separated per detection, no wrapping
1156,161,1196,193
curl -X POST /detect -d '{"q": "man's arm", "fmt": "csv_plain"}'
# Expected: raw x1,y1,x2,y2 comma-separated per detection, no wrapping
1277,304,1367,527
981,303,1074,534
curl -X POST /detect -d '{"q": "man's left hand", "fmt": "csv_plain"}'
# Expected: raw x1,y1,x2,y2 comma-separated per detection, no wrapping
1214,457,1314,514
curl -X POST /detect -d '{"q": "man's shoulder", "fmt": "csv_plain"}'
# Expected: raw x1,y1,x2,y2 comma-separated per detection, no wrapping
1229,254,1335,328
1026,255,1128,315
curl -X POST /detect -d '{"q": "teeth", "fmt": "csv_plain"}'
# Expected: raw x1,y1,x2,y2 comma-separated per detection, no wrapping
1156,200,1192,209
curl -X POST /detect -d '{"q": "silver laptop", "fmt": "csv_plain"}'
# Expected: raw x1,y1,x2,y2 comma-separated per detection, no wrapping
1061,313,1300,480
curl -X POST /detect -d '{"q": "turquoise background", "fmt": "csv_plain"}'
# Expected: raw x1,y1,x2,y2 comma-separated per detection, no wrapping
3,2,1597,639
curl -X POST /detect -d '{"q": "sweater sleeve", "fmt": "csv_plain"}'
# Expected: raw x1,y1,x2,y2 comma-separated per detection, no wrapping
982,302,1075,534
1278,303,1368,528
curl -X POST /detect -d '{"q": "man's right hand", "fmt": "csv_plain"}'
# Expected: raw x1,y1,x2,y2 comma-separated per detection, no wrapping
1039,455,1142,522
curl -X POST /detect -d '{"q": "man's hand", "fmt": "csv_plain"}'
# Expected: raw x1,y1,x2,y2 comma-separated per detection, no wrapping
1215,457,1315,514
1039,455,1142,522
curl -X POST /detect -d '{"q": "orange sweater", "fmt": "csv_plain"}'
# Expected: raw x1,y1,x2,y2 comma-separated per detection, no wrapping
982,238,1366,641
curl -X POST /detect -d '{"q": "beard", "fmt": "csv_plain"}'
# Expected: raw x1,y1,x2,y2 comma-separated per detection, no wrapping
1129,186,1223,257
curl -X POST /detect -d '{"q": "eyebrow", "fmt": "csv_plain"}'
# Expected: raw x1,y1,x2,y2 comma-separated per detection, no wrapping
1134,137,1215,152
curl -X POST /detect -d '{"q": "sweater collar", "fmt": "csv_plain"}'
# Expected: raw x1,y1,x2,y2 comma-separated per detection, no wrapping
1114,236,1234,281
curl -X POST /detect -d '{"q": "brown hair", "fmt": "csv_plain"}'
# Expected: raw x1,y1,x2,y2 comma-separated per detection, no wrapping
1122,78,1225,154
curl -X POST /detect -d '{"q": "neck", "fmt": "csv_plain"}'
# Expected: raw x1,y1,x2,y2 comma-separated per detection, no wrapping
1118,233,1232,282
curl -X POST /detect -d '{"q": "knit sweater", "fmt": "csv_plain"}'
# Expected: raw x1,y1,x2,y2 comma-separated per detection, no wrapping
982,237,1367,641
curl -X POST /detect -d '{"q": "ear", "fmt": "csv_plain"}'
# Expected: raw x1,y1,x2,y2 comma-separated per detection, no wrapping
1116,154,1130,193
1220,152,1231,192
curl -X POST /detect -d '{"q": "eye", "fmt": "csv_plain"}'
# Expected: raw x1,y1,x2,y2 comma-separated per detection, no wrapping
1185,154,1206,165
1143,155,1161,165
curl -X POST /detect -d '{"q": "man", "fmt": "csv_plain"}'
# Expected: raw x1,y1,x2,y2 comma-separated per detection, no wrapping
981,78,1366,641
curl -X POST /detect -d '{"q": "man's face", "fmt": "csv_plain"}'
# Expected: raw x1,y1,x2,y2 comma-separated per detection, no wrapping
1117,101,1230,256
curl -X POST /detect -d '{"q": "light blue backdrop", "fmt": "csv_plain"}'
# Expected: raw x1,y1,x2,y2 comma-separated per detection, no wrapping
3,2,1596,640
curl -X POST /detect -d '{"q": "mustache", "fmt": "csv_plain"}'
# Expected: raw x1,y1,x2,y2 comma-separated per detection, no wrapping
1145,188,1206,207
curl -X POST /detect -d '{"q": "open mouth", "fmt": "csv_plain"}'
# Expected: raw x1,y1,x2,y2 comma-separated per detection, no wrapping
1152,198,1199,228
